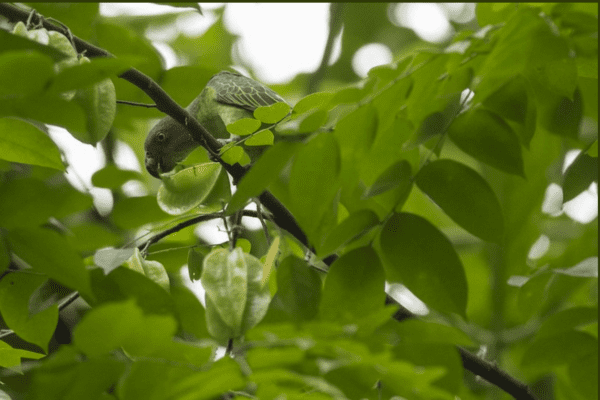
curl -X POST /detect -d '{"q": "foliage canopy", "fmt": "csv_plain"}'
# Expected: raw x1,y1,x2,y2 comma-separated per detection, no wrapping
0,3,597,400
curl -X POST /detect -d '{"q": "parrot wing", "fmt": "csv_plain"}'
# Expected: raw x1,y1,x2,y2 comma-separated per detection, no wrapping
209,71,287,112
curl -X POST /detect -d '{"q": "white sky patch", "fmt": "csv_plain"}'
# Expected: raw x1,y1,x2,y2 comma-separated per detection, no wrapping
100,3,198,17
564,182,598,224
352,43,393,78
528,234,550,260
194,218,230,245
393,3,454,43
224,3,330,84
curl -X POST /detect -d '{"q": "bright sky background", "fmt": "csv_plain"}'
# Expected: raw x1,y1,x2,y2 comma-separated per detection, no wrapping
48,3,597,283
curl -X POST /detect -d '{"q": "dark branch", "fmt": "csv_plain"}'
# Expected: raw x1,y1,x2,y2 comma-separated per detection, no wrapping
0,4,537,399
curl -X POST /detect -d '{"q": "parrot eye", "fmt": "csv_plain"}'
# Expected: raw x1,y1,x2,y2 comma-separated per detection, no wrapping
157,133,166,142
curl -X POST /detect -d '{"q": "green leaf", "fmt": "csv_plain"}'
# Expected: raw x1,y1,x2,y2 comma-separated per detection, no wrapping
448,109,524,176
320,209,380,256
73,299,177,357
7,227,93,300
0,95,87,137
93,247,135,274
48,57,132,94
171,284,210,339
276,256,322,322
0,51,54,98
289,133,340,246
293,92,334,115
522,330,598,369
112,195,170,229
563,153,598,202
245,129,274,146
124,248,170,292
226,118,261,136
537,306,598,338
220,145,244,165
482,75,537,147
379,213,468,317
298,109,329,132
254,102,291,123
0,274,58,352
569,351,598,400
416,159,504,243
227,141,301,214
70,73,117,144
0,341,44,372
392,320,474,346
475,3,515,26
201,248,270,342
157,162,222,215
0,28,72,62
320,247,386,323
364,160,411,198
0,118,64,170
91,164,142,189
188,246,210,281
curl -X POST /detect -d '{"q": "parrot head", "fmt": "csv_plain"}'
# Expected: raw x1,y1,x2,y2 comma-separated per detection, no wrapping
144,116,199,178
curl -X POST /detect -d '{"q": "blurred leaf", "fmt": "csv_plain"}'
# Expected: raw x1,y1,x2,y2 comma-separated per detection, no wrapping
537,306,598,338
320,209,379,256
111,195,170,230
0,341,44,371
0,118,64,170
379,213,468,317
364,160,411,198
448,109,524,176
226,118,260,136
320,247,385,323
7,227,93,300
254,102,291,123
74,299,176,357
276,255,321,322
298,109,328,132
569,351,598,400
416,159,504,243
91,165,142,189
187,246,209,281
522,330,598,368
0,94,86,136
93,247,135,274
289,133,340,247
563,153,598,202
0,274,57,352
0,29,72,62
227,141,301,214
49,57,132,94
0,51,54,98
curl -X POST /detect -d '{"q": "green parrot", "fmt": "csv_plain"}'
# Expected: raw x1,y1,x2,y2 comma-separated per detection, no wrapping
144,71,288,178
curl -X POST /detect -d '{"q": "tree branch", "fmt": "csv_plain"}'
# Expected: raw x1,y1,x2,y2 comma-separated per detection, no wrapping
0,4,537,399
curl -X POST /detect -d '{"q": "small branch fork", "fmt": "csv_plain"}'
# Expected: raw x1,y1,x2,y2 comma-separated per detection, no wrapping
0,4,537,399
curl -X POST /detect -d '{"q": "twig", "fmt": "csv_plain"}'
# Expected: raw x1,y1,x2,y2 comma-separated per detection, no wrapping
116,100,157,108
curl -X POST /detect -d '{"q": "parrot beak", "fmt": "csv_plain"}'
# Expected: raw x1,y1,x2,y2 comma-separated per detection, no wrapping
145,156,161,179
